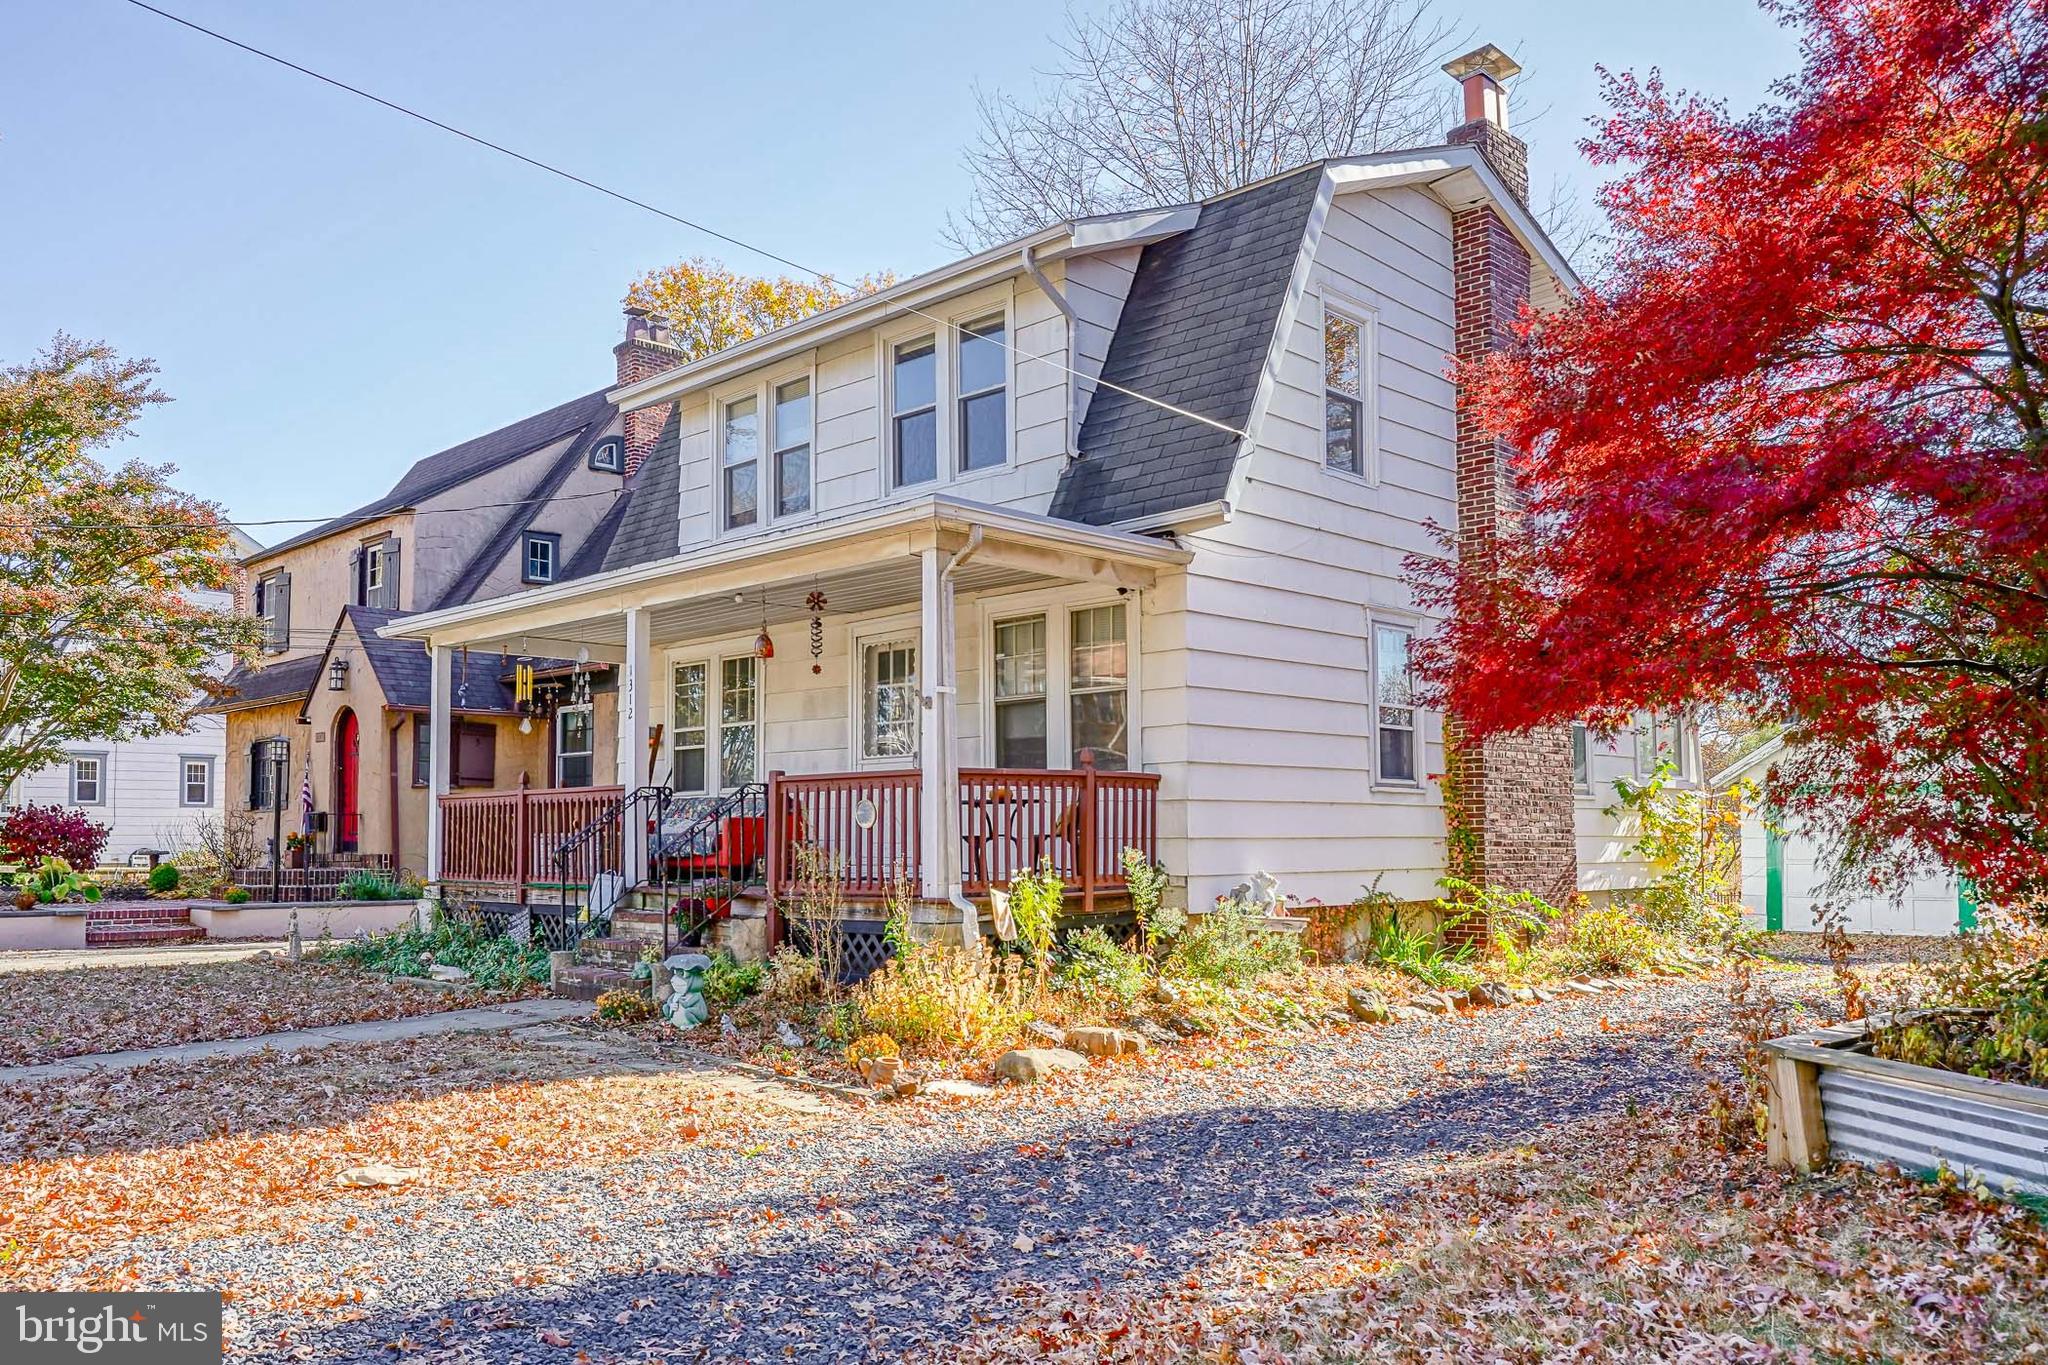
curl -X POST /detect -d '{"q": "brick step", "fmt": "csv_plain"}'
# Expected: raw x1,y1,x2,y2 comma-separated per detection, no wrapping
87,924,208,947
87,905,194,927
552,964,648,1002
577,935,656,967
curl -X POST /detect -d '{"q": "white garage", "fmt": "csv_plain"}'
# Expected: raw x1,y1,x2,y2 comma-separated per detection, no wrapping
1716,738,1975,937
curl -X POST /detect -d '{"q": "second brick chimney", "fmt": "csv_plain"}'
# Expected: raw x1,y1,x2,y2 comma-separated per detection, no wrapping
1443,44,1528,207
614,306,688,477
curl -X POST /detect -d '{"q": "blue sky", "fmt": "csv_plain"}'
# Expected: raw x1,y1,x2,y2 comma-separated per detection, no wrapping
1,0,1799,538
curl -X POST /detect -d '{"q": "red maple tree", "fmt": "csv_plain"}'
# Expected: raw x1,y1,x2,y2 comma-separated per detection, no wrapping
1414,0,2048,907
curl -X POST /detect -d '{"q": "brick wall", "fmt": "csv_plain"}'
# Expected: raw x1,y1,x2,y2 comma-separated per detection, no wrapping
1447,119,1529,207
1445,201,1578,919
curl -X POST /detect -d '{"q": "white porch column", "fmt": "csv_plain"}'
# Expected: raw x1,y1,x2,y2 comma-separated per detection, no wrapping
618,606,654,884
916,546,962,904
424,642,452,885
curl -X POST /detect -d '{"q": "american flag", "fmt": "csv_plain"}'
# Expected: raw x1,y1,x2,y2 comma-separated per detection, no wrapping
299,765,315,837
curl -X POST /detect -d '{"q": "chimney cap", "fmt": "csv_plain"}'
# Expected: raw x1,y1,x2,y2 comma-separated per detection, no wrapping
1442,44,1521,84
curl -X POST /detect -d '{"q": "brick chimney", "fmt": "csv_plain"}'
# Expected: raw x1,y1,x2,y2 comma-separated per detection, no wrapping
614,306,688,477
1441,43,1576,926
1443,44,1528,207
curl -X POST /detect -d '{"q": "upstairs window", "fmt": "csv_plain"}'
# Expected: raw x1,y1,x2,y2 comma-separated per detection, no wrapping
1372,623,1417,784
254,572,291,653
522,532,559,584
957,316,1007,473
1324,308,1370,479
891,337,938,487
772,377,812,518
722,395,759,530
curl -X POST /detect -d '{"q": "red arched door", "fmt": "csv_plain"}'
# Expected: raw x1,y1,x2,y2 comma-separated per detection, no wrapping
334,708,361,852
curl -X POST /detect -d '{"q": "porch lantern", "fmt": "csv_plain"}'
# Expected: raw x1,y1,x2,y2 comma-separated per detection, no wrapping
753,627,775,660
327,657,348,691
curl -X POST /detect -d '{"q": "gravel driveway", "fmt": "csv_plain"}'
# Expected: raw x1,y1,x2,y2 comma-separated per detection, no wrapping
84,976,1757,1362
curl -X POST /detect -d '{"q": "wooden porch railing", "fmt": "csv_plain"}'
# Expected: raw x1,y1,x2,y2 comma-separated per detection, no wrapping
438,777,624,900
765,759,1161,912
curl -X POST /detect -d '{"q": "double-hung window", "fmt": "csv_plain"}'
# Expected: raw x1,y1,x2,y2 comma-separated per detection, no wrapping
70,754,105,805
957,316,1006,473
891,337,938,487
860,641,920,763
722,395,759,530
671,658,759,792
522,533,558,584
1637,711,1691,780
1571,722,1591,792
772,377,812,518
1324,308,1368,478
992,616,1048,768
556,705,593,788
1068,606,1130,770
181,757,212,807
1372,623,1417,784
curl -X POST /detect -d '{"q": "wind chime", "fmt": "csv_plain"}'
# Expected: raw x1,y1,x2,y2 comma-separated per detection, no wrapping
514,658,537,732
806,589,828,674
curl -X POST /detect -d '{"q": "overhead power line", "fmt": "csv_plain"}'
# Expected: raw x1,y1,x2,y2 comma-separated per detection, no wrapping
0,484,622,534
117,0,1249,445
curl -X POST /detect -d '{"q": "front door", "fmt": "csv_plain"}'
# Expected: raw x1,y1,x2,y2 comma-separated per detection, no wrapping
333,708,360,852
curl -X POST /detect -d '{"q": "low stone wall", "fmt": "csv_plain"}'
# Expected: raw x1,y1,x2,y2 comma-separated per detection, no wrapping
187,899,415,941
0,907,90,952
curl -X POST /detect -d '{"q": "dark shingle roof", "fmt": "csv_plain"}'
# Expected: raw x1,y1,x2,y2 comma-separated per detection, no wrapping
340,606,528,713
562,493,630,581
598,407,683,573
430,407,620,609
204,653,324,713
1050,166,1324,526
256,389,615,561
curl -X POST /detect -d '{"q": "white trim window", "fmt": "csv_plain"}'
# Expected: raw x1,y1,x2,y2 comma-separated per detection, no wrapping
772,376,813,518
1323,304,1375,480
556,704,594,788
992,615,1049,768
1571,722,1591,793
181,756,214,807
718,657,760,788
890,336,939,488
860,639,920,764
522,532,559,584
1637,711,1692,781
1068,605,1130,771
1371,623,1418,785
956,315,1007,474
70,753,106,806
671,663,709,793
671,656,761,792
722,395,760,531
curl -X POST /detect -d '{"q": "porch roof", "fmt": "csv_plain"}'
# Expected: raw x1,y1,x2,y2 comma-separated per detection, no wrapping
375,494,1192,655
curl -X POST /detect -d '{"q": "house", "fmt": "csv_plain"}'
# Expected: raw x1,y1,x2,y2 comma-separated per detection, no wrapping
4,529,265,866
1713,736,1973,936
374,44,1703,958
201,383,648,878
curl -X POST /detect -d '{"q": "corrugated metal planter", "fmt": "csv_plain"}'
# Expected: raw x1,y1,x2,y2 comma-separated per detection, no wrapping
1763,1021,2048,1199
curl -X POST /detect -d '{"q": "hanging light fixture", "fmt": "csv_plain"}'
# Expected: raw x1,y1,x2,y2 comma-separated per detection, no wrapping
327,656,348,691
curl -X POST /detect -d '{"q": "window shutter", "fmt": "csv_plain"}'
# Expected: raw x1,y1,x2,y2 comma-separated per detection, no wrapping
378,539,402,608
348,549,364,607
272,573,292,652
248,743,265,810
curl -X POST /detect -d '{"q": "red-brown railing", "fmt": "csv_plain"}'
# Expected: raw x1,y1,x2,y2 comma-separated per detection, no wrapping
438,777,623,900
765,759,1160,912
766,770,921,899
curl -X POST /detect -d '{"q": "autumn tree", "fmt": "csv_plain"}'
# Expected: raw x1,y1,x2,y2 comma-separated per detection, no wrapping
623,257,894,364
0,336,257,795
949,0,1450,247
1415,0,2048,907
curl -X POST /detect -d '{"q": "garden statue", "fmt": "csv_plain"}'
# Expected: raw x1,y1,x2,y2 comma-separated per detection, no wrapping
660,952,712,1030
1228,870,1282,910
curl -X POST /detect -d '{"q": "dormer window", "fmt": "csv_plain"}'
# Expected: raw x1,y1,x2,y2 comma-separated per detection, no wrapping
891,337,938,487
522,532,560,584
589,435,623,472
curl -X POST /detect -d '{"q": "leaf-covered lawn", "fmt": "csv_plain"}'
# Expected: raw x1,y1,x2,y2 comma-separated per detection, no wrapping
0,958,536,1067
0,1034,813,1286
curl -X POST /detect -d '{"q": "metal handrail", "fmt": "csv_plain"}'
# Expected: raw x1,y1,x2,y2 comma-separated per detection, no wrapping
551,784,666,949
655,783,766,960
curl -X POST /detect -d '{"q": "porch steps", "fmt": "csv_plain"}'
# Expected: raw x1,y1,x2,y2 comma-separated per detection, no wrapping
552,964,644,1002
86,904,205,948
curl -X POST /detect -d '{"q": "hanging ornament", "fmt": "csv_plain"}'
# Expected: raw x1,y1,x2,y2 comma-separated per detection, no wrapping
806,590,828,675
753,589,775,660
457,646,471,708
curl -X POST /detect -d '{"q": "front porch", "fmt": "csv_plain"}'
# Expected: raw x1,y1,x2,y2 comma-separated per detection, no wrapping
393,495,1188,935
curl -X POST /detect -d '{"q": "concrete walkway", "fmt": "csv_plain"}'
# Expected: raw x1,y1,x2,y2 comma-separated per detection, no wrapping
0,998,593,1084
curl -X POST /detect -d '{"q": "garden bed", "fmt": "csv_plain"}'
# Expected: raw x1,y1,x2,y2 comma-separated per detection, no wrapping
1764,1019,2048,1197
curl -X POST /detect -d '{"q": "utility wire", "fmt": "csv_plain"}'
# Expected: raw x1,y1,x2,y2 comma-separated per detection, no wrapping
0,484,622,534
118,0,1248,443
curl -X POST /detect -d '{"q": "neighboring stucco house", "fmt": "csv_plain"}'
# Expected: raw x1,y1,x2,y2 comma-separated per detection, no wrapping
385,46,1703,933
1715,736,1973,936
202,385,638,874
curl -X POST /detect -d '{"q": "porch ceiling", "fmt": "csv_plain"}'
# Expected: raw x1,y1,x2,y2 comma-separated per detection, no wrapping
377,494,1191,656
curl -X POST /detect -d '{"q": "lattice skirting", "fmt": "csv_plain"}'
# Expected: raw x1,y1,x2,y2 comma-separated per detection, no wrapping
456,901,582,952
788,919,896,984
